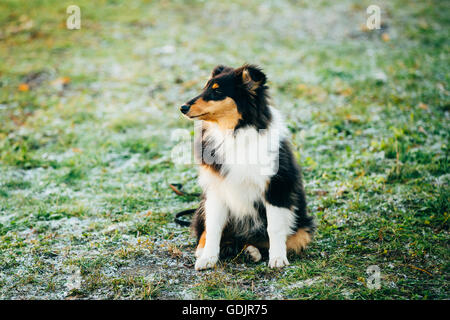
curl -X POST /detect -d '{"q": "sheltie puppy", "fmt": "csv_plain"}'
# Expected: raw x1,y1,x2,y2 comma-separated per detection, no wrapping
180,64,314,270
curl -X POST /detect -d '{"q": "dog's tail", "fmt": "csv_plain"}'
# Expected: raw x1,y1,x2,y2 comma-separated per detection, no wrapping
174,208,196,226
170,183,199,227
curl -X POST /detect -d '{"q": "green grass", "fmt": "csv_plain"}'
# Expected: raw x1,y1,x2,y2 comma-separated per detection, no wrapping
0,0,448,299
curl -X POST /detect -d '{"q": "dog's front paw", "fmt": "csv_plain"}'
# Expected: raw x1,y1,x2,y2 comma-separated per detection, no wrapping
268,256,289,268
195,255,218,271
195,247,204,259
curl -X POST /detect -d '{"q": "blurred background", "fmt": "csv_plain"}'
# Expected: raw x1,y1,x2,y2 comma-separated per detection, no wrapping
0,0,448,299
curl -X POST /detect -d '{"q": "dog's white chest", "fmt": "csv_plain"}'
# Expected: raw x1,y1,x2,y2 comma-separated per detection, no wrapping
199,126,276,218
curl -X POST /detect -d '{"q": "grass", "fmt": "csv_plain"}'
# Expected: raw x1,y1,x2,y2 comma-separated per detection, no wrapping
0,0,448,299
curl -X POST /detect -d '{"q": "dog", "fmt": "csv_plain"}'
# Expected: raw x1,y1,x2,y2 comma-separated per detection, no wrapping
180,64,314,270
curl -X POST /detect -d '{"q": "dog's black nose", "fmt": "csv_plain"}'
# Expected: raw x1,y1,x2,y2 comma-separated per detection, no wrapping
180,105,190,114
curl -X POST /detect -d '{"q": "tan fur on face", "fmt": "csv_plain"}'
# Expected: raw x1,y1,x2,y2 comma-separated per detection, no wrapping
187,97,241,130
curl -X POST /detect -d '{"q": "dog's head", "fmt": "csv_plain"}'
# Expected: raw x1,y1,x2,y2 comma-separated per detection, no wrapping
180,64,270,130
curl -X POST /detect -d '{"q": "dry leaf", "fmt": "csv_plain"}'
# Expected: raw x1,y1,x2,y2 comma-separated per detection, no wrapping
418,126,427,134
18,83,29,92
315,190,328,197
418,102,428,110
144,210,153,217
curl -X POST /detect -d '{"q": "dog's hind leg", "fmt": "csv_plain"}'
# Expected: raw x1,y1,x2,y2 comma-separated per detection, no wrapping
286,228,312,253
244,245,262,262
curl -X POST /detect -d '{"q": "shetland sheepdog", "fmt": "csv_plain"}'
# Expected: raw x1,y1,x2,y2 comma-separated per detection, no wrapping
180,64,314,270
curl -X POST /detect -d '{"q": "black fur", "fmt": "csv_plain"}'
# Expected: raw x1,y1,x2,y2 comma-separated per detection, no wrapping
265,139,314,234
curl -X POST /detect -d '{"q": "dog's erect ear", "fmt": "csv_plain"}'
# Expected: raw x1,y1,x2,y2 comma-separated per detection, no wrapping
236,64,267,91
211,65,233,78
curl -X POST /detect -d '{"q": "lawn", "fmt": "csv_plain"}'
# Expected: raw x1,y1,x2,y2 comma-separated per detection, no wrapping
0,0,448,299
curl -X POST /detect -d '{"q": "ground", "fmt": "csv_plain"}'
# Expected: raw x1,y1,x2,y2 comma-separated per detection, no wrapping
0,0,448,299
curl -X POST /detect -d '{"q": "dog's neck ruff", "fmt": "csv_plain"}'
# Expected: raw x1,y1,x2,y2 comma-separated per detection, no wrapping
197,106,287,220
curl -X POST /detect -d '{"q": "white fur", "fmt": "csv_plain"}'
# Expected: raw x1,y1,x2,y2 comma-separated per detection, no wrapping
195,247,203,258
195,191,228,270
265,204,295,267
195,107,296,269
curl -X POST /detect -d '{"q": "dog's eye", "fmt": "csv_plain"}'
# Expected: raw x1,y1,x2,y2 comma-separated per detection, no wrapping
214,90,224,98
208,89,224,101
